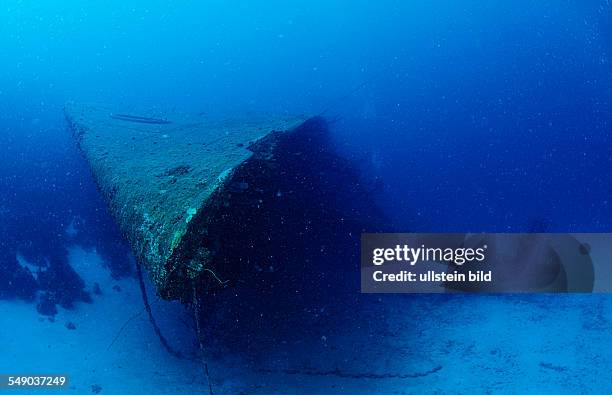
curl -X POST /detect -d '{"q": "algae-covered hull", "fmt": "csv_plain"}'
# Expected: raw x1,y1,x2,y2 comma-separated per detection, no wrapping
66,103,330,301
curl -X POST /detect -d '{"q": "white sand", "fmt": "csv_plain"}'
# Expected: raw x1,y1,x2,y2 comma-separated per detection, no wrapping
1,246,611,394
0,247,210,394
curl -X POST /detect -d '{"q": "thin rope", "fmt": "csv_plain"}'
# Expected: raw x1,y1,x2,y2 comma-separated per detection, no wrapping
193,283,215,395
107,298,160,351
136,262,184,359
203,268,229,285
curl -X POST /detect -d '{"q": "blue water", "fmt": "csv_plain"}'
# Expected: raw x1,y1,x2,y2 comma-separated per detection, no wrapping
1,1,611,393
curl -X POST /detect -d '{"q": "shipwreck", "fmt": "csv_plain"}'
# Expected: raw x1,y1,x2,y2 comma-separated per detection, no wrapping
66,103,379,307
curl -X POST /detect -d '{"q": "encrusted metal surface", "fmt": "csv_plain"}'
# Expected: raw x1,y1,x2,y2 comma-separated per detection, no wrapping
66,103,309,299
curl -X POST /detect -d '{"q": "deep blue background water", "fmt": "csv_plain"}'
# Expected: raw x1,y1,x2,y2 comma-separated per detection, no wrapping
1,1,610,246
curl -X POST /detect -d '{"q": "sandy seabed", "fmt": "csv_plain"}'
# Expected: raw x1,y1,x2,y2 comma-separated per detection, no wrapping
1,246,612,394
